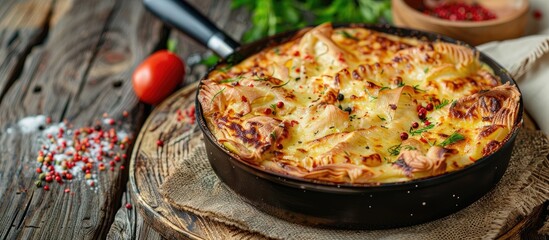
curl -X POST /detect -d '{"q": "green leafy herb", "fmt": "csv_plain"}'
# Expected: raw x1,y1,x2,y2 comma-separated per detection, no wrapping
220,75,243,83
210,87,226,104
403,145,417,151
397,81,405,88
349,115,356,121
270,131,277,140
367,91,378,101
409,123,435,136
232,0,392,43
253,77,270,81
439,132,465,147
218,64,233,73
268,104,277,115
451,100,458,108
167,39,178,53
388,144,401,156
340,31,358,41
435,99,451,110
413,84,426,92
377,115,386,121
200,54,221,68
388,144,418,156
272,79,291,88
424,67,429,74
379,86,390,91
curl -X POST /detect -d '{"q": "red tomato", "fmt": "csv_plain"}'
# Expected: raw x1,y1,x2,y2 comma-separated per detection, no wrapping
132,50,185,105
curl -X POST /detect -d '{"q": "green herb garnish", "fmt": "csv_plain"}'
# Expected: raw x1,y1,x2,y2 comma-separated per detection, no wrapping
220,75,243,83
413,85,426,92
272,79,290,88
253,77,270,81
388,144,417,156
409,123,435,136
403,145,417,151
451,100,458,108
210,87,226,104
340,31,359,41
439,132,465,147
269,104,277,115
218,63,234,73
388,144,401,156
435,99,450,110
377,115,386,121
344,151,351,157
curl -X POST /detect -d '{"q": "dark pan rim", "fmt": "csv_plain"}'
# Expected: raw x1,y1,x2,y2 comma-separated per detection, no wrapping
195,23,524,193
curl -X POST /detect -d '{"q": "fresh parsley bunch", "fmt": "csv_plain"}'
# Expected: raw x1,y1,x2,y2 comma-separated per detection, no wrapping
232,0,392,43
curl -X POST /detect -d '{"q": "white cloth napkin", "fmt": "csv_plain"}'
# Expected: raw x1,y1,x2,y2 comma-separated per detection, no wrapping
478,1,549,134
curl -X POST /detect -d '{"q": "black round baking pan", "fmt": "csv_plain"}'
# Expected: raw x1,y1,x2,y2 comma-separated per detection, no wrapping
145,0,523,229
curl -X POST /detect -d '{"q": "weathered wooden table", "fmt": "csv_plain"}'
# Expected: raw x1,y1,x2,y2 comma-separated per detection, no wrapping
0,0,546,239
0,0,247,239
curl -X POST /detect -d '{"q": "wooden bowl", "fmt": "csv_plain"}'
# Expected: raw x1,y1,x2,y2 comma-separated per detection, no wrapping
392,0,530,45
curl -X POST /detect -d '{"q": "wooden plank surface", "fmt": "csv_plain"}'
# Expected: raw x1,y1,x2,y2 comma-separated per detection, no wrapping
107,1,252,239
0,0,52,105
0,0,163,239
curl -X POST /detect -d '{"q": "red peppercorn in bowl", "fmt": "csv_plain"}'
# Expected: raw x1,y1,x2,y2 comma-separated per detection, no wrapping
392,0,529,45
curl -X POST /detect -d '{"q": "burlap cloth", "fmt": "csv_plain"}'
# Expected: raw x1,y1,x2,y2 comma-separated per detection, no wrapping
160,129,549,239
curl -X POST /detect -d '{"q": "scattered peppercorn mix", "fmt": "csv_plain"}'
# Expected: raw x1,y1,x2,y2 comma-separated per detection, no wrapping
34,113,132,192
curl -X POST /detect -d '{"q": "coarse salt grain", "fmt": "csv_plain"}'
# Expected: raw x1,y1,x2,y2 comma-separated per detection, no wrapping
17,115,47,133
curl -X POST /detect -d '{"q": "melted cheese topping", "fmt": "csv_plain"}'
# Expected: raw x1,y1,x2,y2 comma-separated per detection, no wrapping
198,23,521,184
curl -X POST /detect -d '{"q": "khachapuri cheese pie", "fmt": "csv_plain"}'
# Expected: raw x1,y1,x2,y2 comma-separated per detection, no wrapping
198,23,521,184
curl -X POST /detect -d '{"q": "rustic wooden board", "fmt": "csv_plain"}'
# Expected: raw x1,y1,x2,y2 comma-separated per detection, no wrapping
107,182,165,240
129,80,545,239
0,0,163,238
